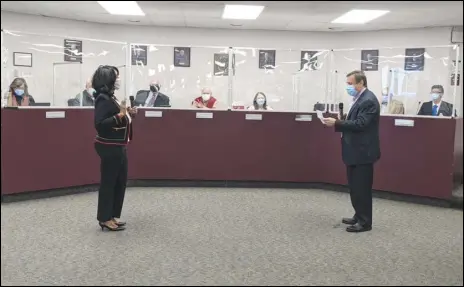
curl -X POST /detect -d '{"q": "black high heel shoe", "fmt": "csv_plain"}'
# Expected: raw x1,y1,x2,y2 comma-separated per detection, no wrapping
99,222,125,231
114,221,126,227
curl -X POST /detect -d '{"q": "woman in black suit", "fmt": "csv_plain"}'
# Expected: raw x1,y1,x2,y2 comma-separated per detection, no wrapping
92,65,137,231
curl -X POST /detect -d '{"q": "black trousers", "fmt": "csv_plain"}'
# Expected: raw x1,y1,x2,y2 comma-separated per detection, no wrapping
346,163,374,227
95,143,128,222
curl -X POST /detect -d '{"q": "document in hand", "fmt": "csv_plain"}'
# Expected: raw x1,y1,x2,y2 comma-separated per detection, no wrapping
316,110,325,123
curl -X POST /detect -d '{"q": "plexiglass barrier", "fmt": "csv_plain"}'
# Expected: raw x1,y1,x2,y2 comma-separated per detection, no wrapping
2,29,460,117
1,30,127,107
231,48,294,112
129,44,231,110
331,46,459,117
294,50,331,112
230,48,331,112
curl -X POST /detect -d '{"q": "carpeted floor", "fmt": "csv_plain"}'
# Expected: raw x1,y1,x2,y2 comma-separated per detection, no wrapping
1,187,463,286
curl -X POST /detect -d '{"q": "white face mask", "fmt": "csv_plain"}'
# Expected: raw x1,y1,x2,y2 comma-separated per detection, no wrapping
202,93,211,101
87,88,95,95
114,79,121,90
256,98,265,106
431,93,441,101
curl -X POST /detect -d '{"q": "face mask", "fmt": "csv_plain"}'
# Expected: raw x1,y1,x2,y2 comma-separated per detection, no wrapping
14,89,25,97
202,93,211,101
431,93,441,101
150,85,159,93
87,88,95,95
114,79,121,90
346,85,357,97
256,98,265,106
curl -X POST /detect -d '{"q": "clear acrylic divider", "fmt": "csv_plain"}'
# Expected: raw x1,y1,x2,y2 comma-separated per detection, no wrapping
331,46,458,117
294,49,331,113
129,44,230,110
231,47,302,112
81,39,127,106
1,30,127,107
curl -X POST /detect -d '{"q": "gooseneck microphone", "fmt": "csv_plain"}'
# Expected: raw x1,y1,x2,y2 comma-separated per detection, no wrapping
129,96,135,108
339,102,344,120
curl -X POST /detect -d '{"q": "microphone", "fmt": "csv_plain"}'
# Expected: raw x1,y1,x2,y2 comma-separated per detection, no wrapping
339,102,344,120
128,95,137,118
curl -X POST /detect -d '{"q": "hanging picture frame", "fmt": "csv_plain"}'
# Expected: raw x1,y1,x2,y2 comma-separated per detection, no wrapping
404,48,425,71
64,39,83,63
132,45,148,66
259,50,276,69
361,50,379,71
173,47,191,67
13,52,32,67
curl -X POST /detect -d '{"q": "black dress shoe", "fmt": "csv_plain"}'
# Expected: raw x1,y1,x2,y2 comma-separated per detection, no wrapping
342,217,357,225
346,223,372,233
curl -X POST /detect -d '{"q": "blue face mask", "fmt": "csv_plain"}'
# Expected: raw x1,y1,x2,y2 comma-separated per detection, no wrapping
431,93,441,101
14,89,25,97
346,85,357,97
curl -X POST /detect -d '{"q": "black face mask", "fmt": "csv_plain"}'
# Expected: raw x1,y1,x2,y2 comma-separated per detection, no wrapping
150,85,159,93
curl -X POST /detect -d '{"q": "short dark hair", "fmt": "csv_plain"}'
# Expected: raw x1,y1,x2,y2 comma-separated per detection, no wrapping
346,70,367,87
91,65,118,96
431,85,444,94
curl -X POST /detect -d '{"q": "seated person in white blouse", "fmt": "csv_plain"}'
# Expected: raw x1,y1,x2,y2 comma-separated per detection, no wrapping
247,92,273,111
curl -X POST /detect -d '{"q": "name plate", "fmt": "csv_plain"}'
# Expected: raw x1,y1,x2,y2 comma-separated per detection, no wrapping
196,112,213,119
145,110,163,118
394,119,414,127
245,114,262,121
295,115,312,122
45,111,65,119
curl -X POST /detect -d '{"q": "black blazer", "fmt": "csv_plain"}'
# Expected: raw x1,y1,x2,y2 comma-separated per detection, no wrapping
335,89,381,166
417,100,454,117
94,93,132,145
134,90,170,107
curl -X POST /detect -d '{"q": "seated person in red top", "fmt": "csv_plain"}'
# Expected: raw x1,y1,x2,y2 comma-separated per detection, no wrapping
192,87,217,109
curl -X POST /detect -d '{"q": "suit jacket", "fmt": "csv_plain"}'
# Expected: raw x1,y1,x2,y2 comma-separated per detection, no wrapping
335,88,381,166
68,90,94,107
134,90,170,107
417,100,454,117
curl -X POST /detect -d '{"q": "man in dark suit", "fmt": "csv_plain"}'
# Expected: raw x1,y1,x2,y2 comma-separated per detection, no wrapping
68,79,95,107
134,80,170,107
322,70,381,233
417,85,454,117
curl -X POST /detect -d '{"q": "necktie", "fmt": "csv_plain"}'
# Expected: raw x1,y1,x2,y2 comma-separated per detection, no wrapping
148,96,156,107
432,105,438,116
